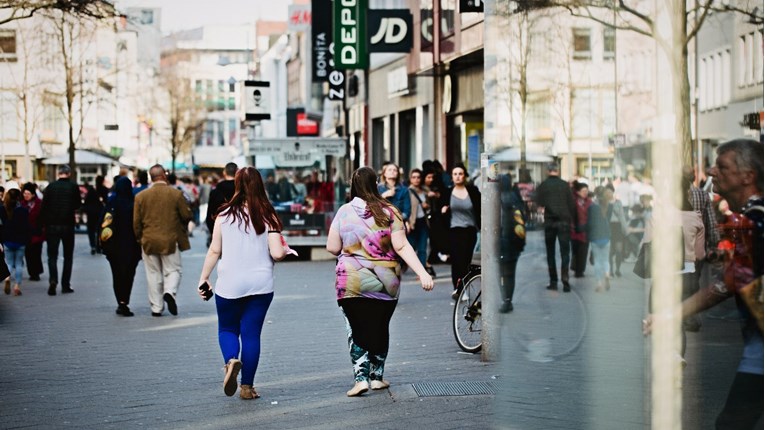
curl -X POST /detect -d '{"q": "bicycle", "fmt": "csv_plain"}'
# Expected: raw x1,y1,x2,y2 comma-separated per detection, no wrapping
452,264,482,353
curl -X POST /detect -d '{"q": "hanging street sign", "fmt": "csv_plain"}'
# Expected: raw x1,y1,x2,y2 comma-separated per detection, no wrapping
243,80,271,121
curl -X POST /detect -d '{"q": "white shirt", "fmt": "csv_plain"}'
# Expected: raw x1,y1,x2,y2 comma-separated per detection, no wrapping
215,211,274,299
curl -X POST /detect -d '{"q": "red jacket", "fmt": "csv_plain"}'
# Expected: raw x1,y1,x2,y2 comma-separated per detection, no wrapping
571,193,592,242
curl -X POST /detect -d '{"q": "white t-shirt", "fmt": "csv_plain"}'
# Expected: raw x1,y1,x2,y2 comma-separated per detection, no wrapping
215,211,274,299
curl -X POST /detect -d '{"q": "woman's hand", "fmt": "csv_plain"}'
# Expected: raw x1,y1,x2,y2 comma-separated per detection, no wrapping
441,206,449,214
419,273,434,291
197,279,212,300
382,189,395,199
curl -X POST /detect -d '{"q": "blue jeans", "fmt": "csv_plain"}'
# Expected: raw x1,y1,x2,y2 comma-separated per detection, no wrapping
4,243,26,285
407,218,429,267
215,292,273,386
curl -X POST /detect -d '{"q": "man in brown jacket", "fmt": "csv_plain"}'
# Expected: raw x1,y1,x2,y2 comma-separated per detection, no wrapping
134,164,193,316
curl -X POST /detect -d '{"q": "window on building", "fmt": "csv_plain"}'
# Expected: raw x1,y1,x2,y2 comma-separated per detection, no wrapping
714,52,722,107
530,31,551,66
527,98,550,140
573,28,591,61
739,33,756,86
722,49,731,105
603,28,615,61
738,35,747,86
700,48,731,111
699,57,707,111
218,80,225,93
572,88,597,137
602,91,616,135
195,80,203,93
228,118,237,146
0,92,18,140
227,97,235,110
0,30,17,62
758,30,764,84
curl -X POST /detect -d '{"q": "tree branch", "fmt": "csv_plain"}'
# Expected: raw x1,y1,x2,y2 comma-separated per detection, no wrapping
686,0,714,44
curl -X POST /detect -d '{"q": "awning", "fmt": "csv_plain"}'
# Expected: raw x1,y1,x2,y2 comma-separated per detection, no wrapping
42,149,119,165
493,147,554,163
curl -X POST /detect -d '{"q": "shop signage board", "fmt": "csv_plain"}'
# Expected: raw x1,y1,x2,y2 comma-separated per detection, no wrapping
333,0,368,69
368,9,413,53
248,138,346,167
288,4,312,32
243,80,270,121
312,0,332,81
459,0,483,13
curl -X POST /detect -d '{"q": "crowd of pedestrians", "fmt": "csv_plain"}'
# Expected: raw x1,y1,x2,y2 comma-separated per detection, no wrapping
0,139,760,428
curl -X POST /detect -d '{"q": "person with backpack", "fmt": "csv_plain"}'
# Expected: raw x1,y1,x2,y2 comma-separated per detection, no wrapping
499,173,526,313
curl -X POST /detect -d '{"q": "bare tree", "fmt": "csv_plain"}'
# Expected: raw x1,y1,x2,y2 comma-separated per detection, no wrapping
515,0,763,164
2,21,50,180
0,0,114,26
162,67,204,175
40,9,113,182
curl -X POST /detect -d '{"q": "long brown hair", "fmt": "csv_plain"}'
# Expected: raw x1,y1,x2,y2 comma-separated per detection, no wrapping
3,188,21,220
351,166,402,227
218,167,283,234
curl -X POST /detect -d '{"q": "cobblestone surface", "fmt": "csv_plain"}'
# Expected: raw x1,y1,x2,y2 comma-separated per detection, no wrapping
0,230,749,429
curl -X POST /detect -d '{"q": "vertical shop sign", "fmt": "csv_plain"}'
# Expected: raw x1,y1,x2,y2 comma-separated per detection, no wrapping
312,0,332,82
333,0,367,69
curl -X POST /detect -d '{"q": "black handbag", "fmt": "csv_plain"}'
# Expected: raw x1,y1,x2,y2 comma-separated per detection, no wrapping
633,242,651,279
0,250,10,281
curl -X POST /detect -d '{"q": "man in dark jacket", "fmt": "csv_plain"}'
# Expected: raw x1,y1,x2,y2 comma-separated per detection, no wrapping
205,162,237,247
535,162,576,292
40,164,82,295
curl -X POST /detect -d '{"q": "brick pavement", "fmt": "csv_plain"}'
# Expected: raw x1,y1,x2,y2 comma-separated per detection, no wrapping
0,230,750,429
0,232,494,430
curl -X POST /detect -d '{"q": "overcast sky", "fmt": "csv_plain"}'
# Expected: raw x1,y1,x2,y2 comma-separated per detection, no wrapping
115,0,293,34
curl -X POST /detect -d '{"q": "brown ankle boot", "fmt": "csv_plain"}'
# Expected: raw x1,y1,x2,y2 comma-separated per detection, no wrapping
239,384,259,400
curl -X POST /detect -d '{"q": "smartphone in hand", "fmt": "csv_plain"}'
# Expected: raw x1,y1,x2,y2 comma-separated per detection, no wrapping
199,281,213,301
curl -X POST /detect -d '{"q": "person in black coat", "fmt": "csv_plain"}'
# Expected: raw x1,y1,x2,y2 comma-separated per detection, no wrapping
499,174,526,313
205,162,237,247
440,164,481,299
103,176,142,317
40,164,81,295
83,176,106,255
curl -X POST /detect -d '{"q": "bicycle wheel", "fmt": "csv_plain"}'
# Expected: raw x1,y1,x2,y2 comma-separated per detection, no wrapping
453,273,482,353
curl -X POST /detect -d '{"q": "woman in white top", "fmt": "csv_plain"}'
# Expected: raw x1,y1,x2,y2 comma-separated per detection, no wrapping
198,167,290,400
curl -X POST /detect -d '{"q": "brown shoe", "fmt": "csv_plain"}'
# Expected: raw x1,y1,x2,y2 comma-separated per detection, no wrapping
12,285,21,296
239,384,260,400
223,358,242,397
4,279,10,295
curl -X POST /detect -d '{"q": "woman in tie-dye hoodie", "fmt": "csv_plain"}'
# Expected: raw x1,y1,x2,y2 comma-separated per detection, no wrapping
326,166,434,397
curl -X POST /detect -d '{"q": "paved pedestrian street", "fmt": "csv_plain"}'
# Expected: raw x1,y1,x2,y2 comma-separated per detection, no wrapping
0,231,747,429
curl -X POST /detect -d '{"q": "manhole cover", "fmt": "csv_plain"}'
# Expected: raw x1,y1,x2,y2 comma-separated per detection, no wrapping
412,381,496,397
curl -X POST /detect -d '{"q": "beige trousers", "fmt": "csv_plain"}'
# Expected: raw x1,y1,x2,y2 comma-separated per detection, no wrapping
142,249,182,313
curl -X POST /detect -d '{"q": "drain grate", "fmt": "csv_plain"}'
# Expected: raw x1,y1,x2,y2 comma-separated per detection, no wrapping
412,381,496,397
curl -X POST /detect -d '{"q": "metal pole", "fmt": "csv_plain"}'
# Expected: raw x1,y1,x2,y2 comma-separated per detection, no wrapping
694,0,702,181
480,0,501,362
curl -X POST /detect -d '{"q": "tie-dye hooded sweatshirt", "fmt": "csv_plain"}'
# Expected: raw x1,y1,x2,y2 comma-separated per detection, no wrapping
331,197,404,301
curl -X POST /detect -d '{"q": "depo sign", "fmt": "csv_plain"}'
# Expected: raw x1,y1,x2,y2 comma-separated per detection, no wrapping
333,0,367,70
